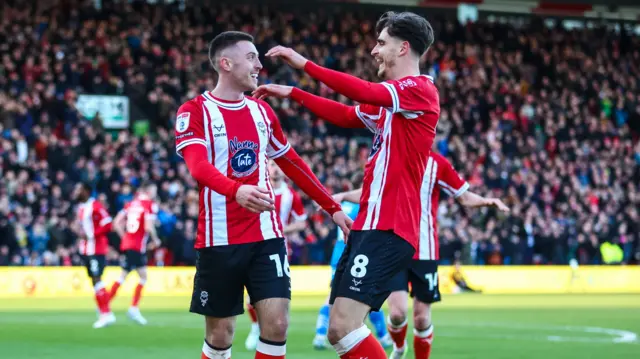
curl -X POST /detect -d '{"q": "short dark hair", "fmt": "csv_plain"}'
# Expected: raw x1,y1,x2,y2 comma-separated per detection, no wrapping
375,11,434,57
208,31,255,71
80,182,93,195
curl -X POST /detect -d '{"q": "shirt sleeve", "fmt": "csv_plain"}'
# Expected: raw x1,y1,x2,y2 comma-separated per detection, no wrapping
354,104,384,133
436,155,469,198
93,202,113,227
290,189,308,221
259,102,292,159
381,76,439,116
175,100,207,158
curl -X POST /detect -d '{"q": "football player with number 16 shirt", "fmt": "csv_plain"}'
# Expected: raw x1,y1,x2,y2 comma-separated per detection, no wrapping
174,31,352,359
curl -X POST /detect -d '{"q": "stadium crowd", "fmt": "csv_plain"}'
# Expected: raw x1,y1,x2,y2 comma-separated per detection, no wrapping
1,0,639,267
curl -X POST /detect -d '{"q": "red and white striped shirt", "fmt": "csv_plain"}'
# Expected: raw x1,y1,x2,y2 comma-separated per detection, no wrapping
76,199,112,256
119,195,158,253
351,75,441,250
175,93,290,248
274,182,307,226
416,152,468,260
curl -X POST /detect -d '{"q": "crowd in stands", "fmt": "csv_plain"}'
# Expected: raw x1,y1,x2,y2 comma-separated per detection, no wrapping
1,0,639,267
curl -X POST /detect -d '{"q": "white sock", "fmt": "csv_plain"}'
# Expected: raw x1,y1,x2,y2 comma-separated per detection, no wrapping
332,325,371,356
202,341,231,359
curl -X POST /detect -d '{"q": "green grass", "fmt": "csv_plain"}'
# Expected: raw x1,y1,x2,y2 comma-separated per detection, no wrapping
1,294,639,359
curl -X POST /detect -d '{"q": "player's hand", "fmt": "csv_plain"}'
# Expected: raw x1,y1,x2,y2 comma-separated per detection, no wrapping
265,46,308,69
486,198,510,213
332,211,353,239
252,84,293,100
235,185,276,213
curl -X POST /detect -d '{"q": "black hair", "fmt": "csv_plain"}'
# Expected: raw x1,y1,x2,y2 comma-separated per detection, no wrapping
81,182,93,195
375,11,434,57
208,31,255,71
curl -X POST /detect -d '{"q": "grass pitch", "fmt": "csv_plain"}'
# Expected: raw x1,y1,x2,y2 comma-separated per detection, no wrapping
1,294,639,359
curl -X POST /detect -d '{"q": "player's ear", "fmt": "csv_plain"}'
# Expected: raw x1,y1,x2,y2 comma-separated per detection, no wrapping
219,57,233,72
399,41,410,57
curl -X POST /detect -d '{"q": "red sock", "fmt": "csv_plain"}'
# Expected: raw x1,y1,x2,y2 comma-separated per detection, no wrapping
201,341,231,359
108,281,121,300
255,338,285,359
247,303,258,323
387,318,408,349
132,283,144,307
95,287,110,314
413,326,434,359
338,331,387,359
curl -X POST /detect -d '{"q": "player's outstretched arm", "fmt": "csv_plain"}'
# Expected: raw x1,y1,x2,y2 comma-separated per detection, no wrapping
273,149,352,236
266,46,394,108
456,191,510,212
334,188,363,204
182,145,275,213
253,84,365,129
283,220,306,235
113,211,126,238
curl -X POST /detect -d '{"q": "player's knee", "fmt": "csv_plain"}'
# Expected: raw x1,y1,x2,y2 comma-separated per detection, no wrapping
413,303,432,330
327,319,346,345
389,304,408,326
260,314,289,341
205,318,235,347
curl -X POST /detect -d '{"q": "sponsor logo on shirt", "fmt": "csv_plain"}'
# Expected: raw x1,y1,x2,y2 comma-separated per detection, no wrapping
398,78,418,90
229,137,259,177
175,132,194,140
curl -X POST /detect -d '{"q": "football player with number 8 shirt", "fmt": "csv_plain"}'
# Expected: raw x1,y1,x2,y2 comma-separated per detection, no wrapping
174,31,351,359
332,154,509,359
73,182,114,329
254,11,440,359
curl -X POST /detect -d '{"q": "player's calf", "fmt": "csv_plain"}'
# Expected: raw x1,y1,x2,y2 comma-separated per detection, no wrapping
387,290,409,353
412,300,434,359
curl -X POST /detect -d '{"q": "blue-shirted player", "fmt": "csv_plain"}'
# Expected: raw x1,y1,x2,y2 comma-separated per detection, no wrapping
313,184,392,349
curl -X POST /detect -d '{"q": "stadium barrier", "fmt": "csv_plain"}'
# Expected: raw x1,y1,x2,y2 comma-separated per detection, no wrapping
0,265,639,298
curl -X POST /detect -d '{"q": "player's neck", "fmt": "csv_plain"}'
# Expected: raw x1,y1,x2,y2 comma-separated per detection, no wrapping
210,79,246,102
388,61,420,80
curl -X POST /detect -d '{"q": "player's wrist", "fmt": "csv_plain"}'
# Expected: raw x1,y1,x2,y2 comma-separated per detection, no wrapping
228,181,243,200
303,60,317,74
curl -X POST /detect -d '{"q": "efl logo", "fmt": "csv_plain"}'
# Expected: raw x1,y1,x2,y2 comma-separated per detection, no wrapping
176,112,190,133
398,78,417,90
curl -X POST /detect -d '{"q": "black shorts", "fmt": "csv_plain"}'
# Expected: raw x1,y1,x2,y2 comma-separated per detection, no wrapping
329,230,415,311
82,255,106,278
121,250,147,272
387,259,441,304
190,238,291,318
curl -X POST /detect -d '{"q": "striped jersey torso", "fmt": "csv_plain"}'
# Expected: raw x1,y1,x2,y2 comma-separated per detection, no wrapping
175,93,292,248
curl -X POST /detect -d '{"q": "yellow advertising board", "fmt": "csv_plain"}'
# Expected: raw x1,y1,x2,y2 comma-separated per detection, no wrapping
0,265,638,298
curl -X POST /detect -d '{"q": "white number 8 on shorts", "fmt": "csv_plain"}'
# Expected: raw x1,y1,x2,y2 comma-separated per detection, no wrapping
350,254,369,278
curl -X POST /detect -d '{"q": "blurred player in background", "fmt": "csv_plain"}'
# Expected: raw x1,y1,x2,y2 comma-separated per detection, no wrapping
384,152,508,359
313,173,392,350
108,181,160,325
174,31,351,359
256,10,439,359
73,182,115,329
245,162,308,350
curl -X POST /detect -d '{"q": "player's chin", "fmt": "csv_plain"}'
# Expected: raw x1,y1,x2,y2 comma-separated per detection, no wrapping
246,79,259,92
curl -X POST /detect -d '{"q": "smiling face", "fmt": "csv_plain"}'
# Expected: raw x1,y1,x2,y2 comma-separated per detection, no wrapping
370,28,407,80
219,40,262,92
